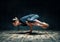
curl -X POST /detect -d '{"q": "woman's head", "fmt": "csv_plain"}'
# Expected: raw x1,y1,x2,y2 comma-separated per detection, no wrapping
12,17,21,26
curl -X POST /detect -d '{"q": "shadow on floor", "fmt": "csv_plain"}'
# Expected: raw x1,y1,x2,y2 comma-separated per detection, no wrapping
9,31,47,35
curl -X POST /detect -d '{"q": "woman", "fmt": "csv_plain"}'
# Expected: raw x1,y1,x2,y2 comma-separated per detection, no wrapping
12,14,49,33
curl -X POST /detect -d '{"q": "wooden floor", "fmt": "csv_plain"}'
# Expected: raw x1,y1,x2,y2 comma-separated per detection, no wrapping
0,30,60,42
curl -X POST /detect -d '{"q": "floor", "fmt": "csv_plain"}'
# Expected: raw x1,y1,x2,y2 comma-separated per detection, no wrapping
0,30,60,42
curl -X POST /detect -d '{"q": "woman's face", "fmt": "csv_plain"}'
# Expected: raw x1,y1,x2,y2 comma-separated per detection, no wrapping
12,20,21,26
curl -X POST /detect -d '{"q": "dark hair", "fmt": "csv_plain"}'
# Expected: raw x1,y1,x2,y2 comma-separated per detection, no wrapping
12,17,19,23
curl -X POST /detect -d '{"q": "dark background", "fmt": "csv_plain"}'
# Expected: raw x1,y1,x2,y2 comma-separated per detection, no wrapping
0,0,59,30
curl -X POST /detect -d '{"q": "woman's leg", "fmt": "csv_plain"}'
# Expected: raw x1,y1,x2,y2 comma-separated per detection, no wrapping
31,20,49,29
27,14,39,22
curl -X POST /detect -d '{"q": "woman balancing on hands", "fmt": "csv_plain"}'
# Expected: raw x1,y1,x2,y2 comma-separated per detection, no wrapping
12,14,49,33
